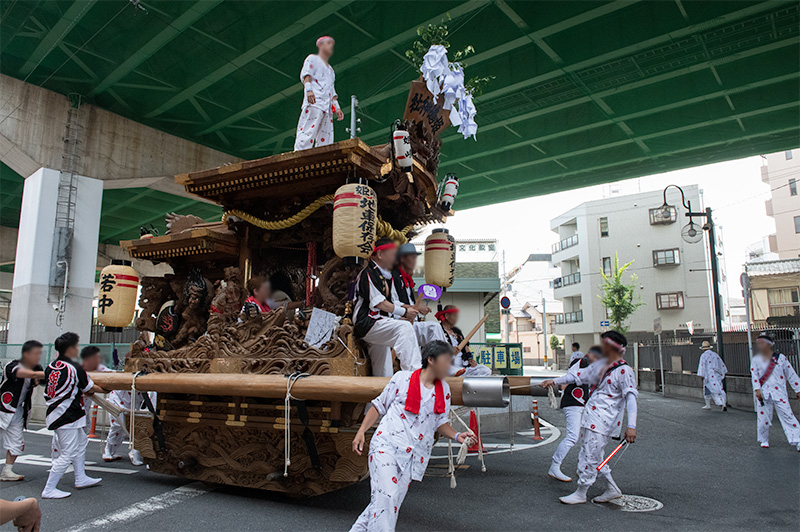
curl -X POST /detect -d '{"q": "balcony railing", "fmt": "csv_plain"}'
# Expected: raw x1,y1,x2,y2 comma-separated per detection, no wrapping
552,234,578,253
553,272,581,289
554,310,583,324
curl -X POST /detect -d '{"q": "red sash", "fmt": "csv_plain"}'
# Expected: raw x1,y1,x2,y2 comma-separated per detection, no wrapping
405,369,445,415
588,359,628,399
245,296,271,313
758,353,780,386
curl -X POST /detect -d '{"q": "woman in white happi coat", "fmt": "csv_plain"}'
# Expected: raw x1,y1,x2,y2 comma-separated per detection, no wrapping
350,341,474,532
542,331,638,505
697,341,727,410
437,306,491,377
751,334,800,451
293,36,344,151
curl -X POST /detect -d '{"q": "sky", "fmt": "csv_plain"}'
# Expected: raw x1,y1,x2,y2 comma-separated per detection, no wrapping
437,154,777,302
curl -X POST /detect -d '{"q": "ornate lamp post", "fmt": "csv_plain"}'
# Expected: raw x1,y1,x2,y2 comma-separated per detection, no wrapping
658,185,725,364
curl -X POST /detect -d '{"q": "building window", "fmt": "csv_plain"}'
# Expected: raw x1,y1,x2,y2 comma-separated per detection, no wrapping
518,320,533,332
795,216,800,234
523,347,531,353
653,248,681,266
599,217,609,237
768,288,799,317
791,178,798,196
656,292,684,309
458,244,466,252
786,150,793,160
602,257,612,276
649,206,677,225
488,244,495,251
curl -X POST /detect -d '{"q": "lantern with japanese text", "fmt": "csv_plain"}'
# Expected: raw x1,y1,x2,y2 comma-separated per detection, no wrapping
97,259,139,332
333,180,377,266
438,173,459,211
391,120,413,171
424,228,455,288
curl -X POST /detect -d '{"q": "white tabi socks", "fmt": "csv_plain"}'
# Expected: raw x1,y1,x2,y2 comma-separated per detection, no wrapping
0,464,23,481
42,471,71,499
548,462,572,482
702,396,712,409
73,453,102,489
129,449,144,466
559,485,588,504
593,475,622,503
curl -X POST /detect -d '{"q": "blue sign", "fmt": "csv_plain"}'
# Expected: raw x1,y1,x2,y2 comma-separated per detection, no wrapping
500,296,511,309
600,320,610,327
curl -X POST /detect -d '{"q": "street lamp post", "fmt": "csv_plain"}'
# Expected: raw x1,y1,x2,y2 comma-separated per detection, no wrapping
658,185,726,366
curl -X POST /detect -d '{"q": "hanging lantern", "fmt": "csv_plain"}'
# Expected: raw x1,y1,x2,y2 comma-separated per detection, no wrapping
333,179,377,266
97,259,139,332
391,120,413,171
439,173,459,211
425,228,455,288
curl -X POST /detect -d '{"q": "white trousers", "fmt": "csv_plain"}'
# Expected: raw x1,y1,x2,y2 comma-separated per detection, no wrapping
576,428,615,488
551,406,583,466
412,321,447,346
350,449,412,532
50,427,87,475
364,319,421,376
704,385,727,407
756,397,800,445
105,416,129,457
294,106,334,151
1,418,24,456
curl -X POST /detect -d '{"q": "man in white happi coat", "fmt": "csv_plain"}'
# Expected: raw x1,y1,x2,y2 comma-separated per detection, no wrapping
293,35,344,151
569,342,584,363
750,334,800,451
697,341,727,411
543,331,638,505
102,389,155,466
548,345,601,482
350,341,474,532
353,239,422,376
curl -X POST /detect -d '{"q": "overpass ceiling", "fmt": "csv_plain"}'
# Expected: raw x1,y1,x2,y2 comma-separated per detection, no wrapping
1,0,798,233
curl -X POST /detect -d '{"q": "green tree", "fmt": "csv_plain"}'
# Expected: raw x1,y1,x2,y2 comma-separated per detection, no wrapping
549,335,560,352
598,253,644,334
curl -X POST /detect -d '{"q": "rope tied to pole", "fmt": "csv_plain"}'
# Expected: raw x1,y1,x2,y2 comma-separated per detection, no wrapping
284,372,309,477
222,195,334,230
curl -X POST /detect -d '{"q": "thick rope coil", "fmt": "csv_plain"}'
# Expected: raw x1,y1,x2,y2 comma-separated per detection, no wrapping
284,372,309,477
448,440,456,489
376,217,415,244
129,371,146,454
222,195,334,230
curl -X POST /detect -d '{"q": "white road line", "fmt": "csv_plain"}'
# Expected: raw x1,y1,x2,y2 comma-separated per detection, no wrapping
429,419,561,459
1,454,139,475
59,482,210,532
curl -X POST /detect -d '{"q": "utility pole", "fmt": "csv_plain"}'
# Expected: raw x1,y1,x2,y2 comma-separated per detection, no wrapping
705,207,726,363
542,295,548,365
502,250,510,343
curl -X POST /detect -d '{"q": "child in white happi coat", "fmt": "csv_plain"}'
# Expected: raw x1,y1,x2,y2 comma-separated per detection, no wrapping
293,36,344,151
42,332,105,499
0,341,45,481
548,345,601,482
350,341,474,532
750,334,800,451
543,331,638,505
697,341,727,411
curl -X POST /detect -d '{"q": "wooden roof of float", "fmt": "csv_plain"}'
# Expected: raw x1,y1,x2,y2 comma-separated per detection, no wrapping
121,224,239,263
175,138,440,208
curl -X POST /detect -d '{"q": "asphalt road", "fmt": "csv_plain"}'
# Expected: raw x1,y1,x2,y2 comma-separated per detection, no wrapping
2,392,798,531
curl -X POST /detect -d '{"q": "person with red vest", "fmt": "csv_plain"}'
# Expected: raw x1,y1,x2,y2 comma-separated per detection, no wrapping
392,243,448,347
350,340,474,531
751,333,800,450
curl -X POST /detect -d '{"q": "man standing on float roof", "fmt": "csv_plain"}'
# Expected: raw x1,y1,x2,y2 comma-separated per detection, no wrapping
294,35,344,151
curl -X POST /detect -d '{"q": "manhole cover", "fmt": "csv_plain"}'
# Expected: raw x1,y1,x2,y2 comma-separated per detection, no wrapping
597,495,663,512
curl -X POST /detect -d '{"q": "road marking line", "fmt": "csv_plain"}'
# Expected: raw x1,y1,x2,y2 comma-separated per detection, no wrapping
60,482,210,532
2,454,139,475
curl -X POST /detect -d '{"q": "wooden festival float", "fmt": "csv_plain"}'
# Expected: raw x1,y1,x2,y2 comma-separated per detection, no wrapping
90,80,539,496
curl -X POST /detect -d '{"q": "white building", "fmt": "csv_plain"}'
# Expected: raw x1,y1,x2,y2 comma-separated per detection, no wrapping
761,149,800,259
549,186,719,346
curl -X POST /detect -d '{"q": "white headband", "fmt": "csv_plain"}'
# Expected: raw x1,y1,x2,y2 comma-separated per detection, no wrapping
603,336,626,354
756,337,774,346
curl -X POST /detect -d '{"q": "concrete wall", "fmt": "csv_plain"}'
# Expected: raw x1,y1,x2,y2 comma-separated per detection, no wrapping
0,74,239,190
638,369,799,415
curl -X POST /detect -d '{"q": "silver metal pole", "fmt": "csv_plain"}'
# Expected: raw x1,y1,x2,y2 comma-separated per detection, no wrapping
542,296,548,366
657,332,665,396
503,250,509,343
346,95,360,139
